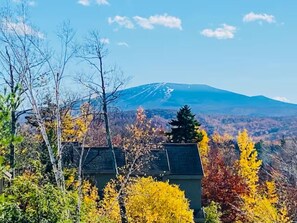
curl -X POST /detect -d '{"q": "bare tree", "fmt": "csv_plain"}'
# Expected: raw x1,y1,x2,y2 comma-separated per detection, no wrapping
45,22,77,190
75,101,94,223
78,31,126,175
271,138,297,220
0,2,77,190
103,108,164,223
0,3,30,179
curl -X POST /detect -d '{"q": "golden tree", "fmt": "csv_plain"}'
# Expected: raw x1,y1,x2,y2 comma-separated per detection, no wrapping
198,129,210,168
101,177,194,223
237,129,262,196
114,107,165,222
122,107,164,175
237,130,292,223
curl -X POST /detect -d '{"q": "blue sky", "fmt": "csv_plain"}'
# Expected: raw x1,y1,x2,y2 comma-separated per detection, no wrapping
4,0,297,103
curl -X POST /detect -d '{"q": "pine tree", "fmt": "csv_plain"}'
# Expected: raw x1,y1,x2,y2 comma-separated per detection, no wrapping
167,105,203,143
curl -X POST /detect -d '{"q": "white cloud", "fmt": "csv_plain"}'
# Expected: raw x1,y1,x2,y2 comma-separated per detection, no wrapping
3,20,44,39
201,24,236,40
273,96,290,103
100,38,110,44
108,16,134,29
96,0,109,5
108,14,182,31
117,42,129,47
243,12,275,23
78,0,109,6
133,16,154,29
133,14,182,30
78,0,90,6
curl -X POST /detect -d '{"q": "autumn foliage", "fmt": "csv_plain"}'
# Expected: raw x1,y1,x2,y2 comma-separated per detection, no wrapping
202,133,247,222
101,177,194,223
202,130,292,223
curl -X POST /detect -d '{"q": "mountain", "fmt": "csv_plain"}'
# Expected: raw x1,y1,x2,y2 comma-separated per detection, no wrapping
112,83,297,117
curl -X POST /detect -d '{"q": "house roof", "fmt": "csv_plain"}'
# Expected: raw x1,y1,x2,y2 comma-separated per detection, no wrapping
165,143,204,175
67,143,203,176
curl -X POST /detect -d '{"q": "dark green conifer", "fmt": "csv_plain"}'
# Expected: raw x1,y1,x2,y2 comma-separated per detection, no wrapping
167,105,203,143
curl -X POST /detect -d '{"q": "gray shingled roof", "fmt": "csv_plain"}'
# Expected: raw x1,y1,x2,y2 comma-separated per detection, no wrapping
80,147,125,173
141,150,170,174
165,144,204,175
67,143,203,176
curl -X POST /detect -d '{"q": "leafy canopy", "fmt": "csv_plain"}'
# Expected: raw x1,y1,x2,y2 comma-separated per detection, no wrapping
101,177,194,223
204,201,222,223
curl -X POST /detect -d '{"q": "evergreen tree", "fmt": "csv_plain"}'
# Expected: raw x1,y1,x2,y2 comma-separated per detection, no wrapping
167,105,203,143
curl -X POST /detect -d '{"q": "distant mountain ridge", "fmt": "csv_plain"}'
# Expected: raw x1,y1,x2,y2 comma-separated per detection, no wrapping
111,83,297,117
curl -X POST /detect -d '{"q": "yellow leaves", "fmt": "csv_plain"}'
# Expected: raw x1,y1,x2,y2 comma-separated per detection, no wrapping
34,103,93,144
212,132,233,144
198,129,209,158
79,180,103,223
237,129,262,196
100,180,121,223
252,196,279,222
198,129,210,170
66,175,76,188
82,181,99,204
278,206,292,223
62,104,93,142
236,130,292,223
101,177,194,223
266,181,278,204
126,177,193,223
64,169,105,222
123,107,164,171
240,195,292,223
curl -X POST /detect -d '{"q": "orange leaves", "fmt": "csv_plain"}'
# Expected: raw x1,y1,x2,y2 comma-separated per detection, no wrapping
202,146,247,222
203,130,292,222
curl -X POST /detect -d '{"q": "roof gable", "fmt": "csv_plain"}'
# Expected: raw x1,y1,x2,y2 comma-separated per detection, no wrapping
67,143,204,176
165,144,204,175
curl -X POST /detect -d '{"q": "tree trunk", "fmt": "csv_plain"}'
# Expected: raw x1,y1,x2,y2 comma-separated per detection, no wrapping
103,105,118,173
99,54,118,175
76,142,85,223
98,54,127,222
102,103,128,223
117,183,128,223
28,89,61,188
7,47,16,179
55,79,65,191
9,109,16,179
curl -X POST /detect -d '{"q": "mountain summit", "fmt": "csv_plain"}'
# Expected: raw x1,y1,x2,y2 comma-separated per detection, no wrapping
114,83,297,116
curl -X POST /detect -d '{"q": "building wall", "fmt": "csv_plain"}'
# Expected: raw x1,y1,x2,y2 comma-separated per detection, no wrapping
88,173,117,191
87,173,202,211
164,176,204,223
86,173,204,222
164,176,202,211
